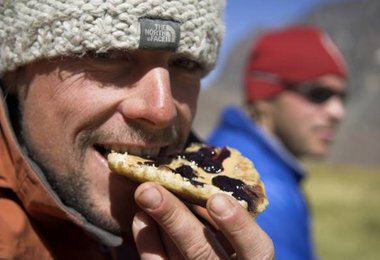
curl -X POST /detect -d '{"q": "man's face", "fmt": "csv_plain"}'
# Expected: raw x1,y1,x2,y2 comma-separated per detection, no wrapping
268,75,346,158
15,50,202,235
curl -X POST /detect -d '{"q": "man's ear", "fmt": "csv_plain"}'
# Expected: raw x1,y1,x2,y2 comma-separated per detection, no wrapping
1,70,19,94
246,100,274,132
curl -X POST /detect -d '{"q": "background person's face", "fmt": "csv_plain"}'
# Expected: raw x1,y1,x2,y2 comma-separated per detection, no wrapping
268,75,346,158
15,50,202,235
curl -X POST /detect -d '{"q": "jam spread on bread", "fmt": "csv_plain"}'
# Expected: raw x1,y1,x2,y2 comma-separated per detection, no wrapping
179,146,230,173
142,145,262,209
212,175,263,211
108,143,268,216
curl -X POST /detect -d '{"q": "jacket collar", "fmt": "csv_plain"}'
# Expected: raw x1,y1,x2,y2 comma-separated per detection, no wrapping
0,88,122,247
221,106,307,181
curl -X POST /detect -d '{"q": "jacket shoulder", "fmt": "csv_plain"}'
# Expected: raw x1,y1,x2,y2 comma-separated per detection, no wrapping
0,189,54,259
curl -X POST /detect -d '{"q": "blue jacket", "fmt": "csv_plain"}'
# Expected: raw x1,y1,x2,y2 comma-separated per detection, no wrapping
207,106,316,260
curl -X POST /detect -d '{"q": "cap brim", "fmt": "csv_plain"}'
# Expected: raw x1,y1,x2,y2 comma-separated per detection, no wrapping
245,78,285,103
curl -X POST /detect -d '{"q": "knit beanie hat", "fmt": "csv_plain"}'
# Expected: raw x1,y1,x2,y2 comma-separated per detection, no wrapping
244,25,347,103
0,0,225,77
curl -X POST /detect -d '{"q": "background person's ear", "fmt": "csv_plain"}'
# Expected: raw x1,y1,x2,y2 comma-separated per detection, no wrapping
246,100,274,131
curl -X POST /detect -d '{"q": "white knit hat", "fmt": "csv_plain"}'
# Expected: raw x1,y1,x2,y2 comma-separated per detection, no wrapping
0,0,225,77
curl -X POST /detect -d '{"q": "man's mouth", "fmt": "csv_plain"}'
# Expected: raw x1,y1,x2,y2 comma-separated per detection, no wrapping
314,126,336,143
94,144,169,159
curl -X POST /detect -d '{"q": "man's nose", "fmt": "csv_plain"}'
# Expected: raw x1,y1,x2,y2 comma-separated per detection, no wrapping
324,96,346,122
117,67,177,128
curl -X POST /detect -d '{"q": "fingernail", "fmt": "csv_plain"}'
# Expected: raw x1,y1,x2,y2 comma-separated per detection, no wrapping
209,194,234,218
133,212,147,229
137,185,162,210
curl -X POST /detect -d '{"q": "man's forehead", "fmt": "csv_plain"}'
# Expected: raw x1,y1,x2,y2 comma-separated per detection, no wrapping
310,74,347,90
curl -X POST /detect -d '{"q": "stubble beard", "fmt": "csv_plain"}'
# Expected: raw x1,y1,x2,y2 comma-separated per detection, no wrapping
20,120,181,236
21,125,123,235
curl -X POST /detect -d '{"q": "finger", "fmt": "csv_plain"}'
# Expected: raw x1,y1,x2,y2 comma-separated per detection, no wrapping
207,194,274,260
132,211,167,260
189,204,235,256
134,182,229,259
189,204,218,230
159,228,185,260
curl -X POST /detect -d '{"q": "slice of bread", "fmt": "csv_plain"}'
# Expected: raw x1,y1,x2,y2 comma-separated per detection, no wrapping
107,143,268,217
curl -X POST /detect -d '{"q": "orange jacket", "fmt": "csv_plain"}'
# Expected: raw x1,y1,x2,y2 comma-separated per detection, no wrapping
0,91,121,259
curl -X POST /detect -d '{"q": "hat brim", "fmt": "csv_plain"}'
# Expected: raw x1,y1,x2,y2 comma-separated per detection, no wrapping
245,78,285,103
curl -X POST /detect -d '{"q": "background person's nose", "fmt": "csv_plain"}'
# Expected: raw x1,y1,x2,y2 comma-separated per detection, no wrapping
324,96,346,123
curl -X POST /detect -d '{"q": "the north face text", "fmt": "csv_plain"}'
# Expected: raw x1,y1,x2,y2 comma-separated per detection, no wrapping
139,18,181,51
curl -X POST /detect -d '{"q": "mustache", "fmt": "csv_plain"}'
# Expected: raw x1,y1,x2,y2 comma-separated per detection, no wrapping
314,121,340,131
78,123,180,150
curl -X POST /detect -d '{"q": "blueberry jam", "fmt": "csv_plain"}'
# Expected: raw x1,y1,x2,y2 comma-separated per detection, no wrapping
179,146,230,173
175,165,198,180
142,145,231,187
144,146,230,174
212,175,259,211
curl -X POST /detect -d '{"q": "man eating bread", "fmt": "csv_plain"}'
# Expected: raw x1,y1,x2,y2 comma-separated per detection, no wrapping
0,0,273,258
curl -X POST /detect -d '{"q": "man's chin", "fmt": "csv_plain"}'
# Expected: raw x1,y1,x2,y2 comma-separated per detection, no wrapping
306,147,329,159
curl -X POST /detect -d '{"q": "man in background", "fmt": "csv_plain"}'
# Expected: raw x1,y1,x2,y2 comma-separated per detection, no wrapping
208,25,348,260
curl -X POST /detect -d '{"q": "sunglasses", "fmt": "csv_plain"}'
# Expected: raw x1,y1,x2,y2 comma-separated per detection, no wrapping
291,83,347,104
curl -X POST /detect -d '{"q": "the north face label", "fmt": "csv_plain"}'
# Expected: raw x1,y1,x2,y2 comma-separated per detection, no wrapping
139,18,181,51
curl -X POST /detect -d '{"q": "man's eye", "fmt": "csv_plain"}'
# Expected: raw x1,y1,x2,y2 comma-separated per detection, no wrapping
95,52,113,59
171,58,202,72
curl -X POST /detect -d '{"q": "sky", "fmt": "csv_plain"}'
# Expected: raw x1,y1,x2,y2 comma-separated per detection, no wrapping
203,0,350,86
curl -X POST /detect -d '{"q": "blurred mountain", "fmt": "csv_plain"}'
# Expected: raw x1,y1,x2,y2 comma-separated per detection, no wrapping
193,0,380,167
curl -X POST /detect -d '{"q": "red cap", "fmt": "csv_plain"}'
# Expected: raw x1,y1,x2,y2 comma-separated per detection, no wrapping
244,26,347,103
